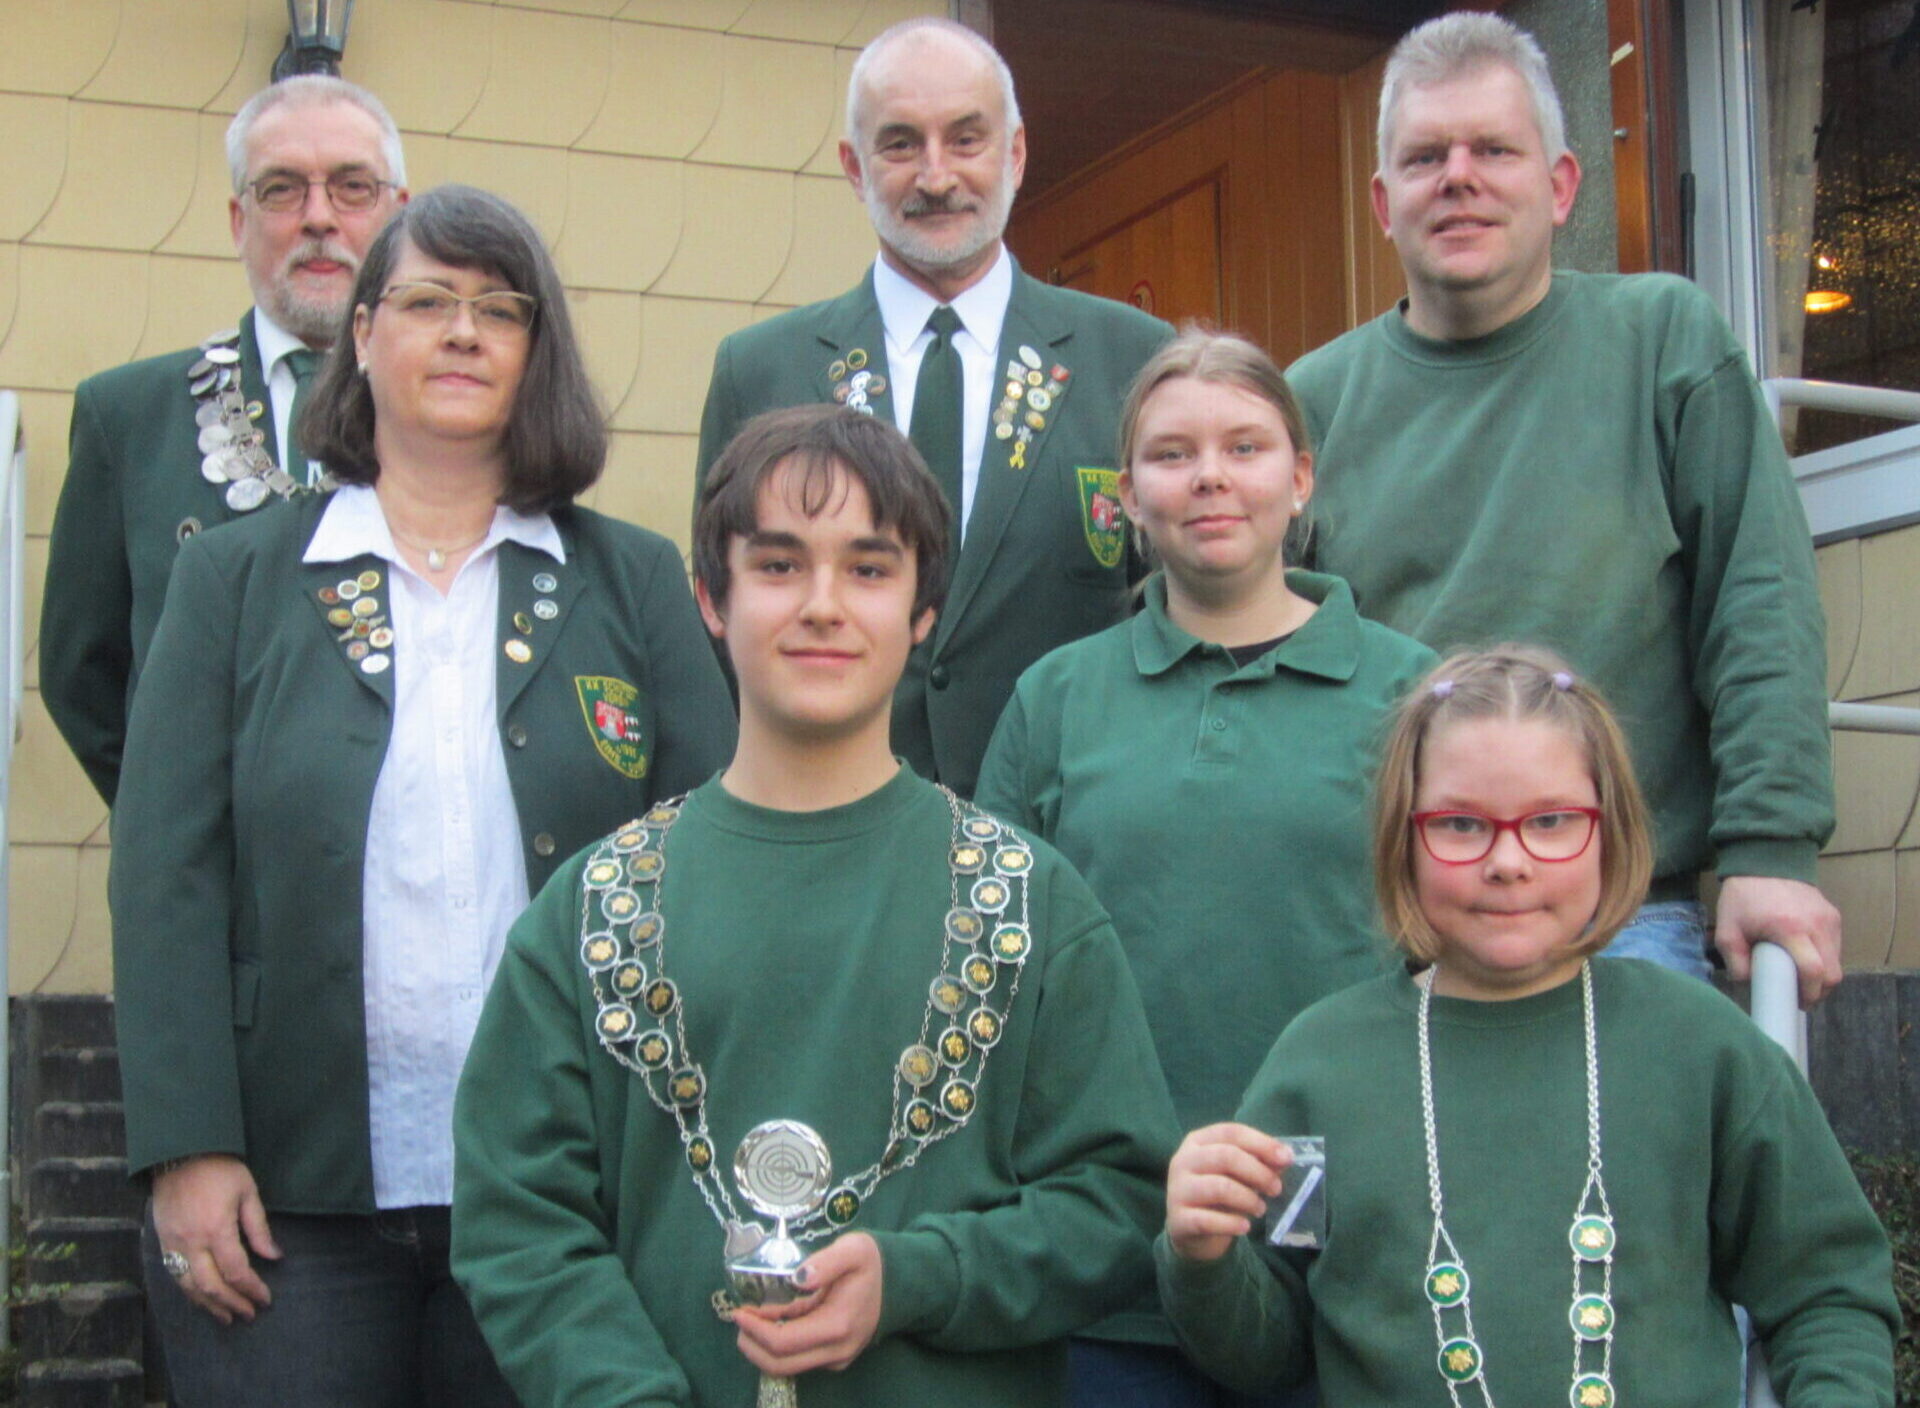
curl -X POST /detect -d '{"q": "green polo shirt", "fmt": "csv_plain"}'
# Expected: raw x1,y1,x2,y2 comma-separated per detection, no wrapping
978,570,1434,1138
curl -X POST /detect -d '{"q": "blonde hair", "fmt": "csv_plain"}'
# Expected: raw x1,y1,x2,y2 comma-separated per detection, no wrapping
1117,325,1310,471
1372,645,1653,964
1376,12,1568,166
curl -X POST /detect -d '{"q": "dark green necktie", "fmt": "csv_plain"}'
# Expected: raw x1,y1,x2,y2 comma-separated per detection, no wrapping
909,306,965,546
284,347,321,488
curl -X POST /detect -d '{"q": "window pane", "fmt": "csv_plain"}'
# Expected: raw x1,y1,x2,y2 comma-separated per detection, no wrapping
1763,0,1920,454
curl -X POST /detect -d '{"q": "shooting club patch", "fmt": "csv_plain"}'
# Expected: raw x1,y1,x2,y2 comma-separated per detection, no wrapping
575,675,649,779
1076,467,1126,570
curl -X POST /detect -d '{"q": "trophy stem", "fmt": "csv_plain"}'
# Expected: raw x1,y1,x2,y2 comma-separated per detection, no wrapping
757,1373,797,1408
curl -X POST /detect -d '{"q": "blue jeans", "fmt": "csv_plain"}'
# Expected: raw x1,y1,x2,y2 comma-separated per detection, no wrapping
144,1204,518,1408
1601,898,1712,980
1071,1339,1317,1408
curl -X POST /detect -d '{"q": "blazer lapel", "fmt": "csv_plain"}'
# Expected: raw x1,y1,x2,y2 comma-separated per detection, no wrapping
238,310,277,464
937,273,1076,649
496,538,583,720
304,553,397,707
814,272,897,423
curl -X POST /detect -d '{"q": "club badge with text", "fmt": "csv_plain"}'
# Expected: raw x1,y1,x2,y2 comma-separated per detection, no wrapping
1076,467,1127,569
575,675,649,779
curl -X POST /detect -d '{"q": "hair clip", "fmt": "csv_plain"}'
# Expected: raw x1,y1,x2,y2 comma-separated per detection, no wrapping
1430,680,1454,699
1551,671,1574,692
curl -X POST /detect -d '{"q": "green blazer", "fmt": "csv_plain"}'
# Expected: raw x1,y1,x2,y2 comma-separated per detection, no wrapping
698,264,1171,796
42,310,296,806
109,493,737,1213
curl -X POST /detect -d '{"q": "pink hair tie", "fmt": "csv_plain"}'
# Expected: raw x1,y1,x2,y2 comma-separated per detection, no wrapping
1430,680,1454,699
1552,671,1575,692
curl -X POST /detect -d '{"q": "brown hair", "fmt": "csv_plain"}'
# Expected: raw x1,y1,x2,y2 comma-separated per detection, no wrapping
694,404,952,621
300,184,607,513
1372,645,1653,963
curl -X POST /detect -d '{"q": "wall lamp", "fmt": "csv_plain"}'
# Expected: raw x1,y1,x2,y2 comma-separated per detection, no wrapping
272,0,355,82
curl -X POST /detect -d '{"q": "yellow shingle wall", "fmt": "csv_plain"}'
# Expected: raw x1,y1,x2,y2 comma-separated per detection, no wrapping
0,0,938,994
1817,524,1920,968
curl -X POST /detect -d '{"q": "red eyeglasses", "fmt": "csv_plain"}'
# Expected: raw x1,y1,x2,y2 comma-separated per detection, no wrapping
1410,807,1602,864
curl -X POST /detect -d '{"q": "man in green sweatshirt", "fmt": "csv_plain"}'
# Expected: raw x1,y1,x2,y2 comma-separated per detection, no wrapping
1291,12,1842,1004
451,405,1178,1408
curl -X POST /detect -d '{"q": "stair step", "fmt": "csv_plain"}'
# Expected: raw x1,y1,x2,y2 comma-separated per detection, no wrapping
19,1356,144,1408
29,1158,142,1223
16,1283,144,1364
15,995,119,1052
26,1216,142,1287
35,1102,127,1160
36,1048,123,1105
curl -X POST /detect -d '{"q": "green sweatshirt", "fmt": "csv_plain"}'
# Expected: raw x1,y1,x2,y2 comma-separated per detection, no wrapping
979,571,1433,1137
1157,960,1898,1406
453,767,1180,1408
1290,272,1832,890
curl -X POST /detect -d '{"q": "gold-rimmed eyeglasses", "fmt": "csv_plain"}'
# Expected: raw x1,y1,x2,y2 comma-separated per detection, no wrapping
245,172,393,213
375,283,538,334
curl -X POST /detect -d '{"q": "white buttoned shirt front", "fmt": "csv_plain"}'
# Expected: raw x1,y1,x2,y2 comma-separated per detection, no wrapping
304,483,566,1208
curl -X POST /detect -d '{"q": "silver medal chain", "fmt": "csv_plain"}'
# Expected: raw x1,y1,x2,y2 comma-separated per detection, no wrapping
1417,961,1617,1408
581,786,1032,1243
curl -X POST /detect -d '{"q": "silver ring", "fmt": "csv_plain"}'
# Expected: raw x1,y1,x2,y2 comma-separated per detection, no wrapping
161,1249,191,1278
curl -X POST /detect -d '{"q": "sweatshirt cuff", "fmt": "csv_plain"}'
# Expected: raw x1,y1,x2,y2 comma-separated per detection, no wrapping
871,1228,961,1339
1153,1231,1248,1310
1715,837,1822,886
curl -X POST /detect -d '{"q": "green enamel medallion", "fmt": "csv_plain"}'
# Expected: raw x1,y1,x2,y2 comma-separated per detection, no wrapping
1437,1337,1482,1383
1571,1373,1614,1408
1570,1215,1615,1261
1425,1263,1468,1307
1570,1293,1613,1341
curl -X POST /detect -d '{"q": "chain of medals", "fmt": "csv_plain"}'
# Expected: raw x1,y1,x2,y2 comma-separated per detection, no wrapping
581,787,1034,1248
1417,961,1619,1408
187,328,331,514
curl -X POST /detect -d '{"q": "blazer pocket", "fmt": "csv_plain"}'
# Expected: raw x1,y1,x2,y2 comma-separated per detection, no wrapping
231,960,260,1029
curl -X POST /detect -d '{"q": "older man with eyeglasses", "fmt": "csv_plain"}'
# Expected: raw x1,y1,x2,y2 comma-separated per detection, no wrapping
42,75,408,806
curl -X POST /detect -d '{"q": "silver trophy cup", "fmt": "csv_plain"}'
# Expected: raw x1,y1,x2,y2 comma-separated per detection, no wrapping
725,1121,832,1308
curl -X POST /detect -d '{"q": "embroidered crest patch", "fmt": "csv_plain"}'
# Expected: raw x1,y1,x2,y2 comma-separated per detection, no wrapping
1076,467,1126,569
575,675,649,779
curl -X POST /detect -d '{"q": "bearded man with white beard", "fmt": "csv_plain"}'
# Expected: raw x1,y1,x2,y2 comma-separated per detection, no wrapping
43,75,408,805
695,18,1171,798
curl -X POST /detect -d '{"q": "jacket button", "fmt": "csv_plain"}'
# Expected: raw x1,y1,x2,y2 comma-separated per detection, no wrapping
533,833,556,857
506,724,529,748
929,665,951,690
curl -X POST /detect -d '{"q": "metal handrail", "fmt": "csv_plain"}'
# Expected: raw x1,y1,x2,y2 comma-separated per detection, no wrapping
0,389,22,1343
1764,378,1920,423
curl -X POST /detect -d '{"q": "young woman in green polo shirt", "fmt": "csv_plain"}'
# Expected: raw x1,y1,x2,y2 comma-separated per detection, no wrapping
975,328,1434,1407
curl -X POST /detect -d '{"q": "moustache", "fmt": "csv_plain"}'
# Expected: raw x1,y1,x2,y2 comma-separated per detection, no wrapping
901,195,977,218
282,239,358,274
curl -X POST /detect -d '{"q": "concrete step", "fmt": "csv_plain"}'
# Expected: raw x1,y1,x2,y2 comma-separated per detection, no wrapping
19,1356,144,1408
16,1283,144,1364
26,1216,142,1288
35,1102,127,1160
29,1158,142,1223
36,1048,123,1106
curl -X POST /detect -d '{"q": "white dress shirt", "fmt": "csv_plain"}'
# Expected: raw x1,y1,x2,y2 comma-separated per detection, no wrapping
872,246,1013,535
251,308,328,489
304,483,566,1208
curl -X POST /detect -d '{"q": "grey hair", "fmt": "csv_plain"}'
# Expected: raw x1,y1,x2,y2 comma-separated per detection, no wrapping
226,75,407,195
1376,12,1568,167
845,18,1022,147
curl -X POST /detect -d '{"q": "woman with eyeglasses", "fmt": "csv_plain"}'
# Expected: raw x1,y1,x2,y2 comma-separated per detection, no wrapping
109,184,736,1407
976,328,1436,1408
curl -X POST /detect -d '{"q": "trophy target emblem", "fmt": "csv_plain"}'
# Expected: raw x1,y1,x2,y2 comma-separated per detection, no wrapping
734,1121,832,1220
